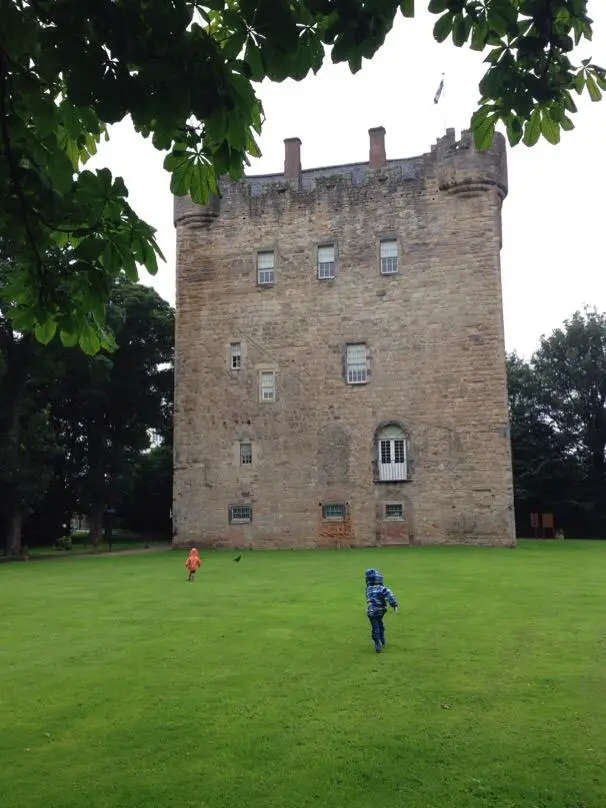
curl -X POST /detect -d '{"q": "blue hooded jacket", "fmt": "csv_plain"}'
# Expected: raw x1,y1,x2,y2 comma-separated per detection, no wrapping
365,568,398,617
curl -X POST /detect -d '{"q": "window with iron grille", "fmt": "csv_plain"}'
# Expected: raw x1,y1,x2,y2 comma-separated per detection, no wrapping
380,239,398,275
229,505,252,524
257,251,275,285
322,503,346,521
318,244,335,279
384,503,404,520
346,343,368,384
260,371,276,402
230,342,241,369
240,442,252,465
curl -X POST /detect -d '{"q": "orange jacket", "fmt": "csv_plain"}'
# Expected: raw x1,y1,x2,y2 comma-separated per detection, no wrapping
185,549,202,571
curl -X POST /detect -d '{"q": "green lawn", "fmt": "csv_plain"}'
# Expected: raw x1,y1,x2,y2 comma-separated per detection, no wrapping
1,541,604,808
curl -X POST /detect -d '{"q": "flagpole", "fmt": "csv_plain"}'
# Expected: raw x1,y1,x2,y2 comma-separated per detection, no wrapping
433,72,446,136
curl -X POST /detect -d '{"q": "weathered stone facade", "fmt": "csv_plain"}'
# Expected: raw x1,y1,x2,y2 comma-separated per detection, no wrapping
173,127,515,549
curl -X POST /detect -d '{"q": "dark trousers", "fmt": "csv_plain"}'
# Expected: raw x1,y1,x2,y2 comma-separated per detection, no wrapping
368,614,386,649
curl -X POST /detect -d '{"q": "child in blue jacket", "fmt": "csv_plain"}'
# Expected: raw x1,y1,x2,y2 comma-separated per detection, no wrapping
365,568,398,653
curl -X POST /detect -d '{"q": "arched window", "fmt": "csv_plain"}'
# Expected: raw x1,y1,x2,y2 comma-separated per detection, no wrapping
377,424,408,482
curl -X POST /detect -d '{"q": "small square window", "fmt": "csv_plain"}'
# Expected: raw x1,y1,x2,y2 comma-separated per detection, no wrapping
257,251,275,285
346,343,368,384
384,503,404,520
322,503,346,521
231,342,241,370
260,371,276,402
240,442,252,465
229,505,252,524
380,239,398,275
318,244,335,280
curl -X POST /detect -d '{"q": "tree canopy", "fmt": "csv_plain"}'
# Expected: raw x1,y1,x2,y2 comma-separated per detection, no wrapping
508,309,606,538
0,271,174,555
1,0,603,350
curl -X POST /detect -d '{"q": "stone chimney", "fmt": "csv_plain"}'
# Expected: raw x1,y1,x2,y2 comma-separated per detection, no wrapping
284,137,302,180
369,126,386,169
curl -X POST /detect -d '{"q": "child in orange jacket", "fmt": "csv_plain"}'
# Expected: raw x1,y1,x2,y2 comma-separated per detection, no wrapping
185,548,202,582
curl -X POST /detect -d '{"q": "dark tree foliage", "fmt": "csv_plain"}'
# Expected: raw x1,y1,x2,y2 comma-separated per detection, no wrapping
0,1,602,350
508,309,606,538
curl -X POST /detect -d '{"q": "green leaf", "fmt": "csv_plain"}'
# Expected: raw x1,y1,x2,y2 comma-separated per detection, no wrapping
79,326,101,356
586,74,602,102
400,0,414,18
433,12,453,43
452,14,467,47
560,115,575,131
505,117,523,147
244,42,265,82
523,109,541,147
471,110,496,151
59,330,79,348
540,111,560,145
428,0,447,12
74,237,105,261
470,19,489,51
574,72,585,94
34,319,57,345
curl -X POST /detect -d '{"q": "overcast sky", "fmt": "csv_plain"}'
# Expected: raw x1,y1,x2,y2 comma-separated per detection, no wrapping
92,2,606,357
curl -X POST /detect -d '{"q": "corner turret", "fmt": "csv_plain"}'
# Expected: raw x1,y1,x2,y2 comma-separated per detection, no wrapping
433,128,508,200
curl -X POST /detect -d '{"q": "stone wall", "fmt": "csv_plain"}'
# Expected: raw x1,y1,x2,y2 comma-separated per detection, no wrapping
173,127,515,549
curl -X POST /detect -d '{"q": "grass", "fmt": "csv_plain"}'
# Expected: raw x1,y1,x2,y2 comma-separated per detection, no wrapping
0,541,605,808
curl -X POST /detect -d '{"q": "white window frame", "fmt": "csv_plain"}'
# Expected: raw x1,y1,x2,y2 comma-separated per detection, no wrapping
317,244,335,280
240,442,252,465
378,428,408,482
384,503,404,520
346,343,368,384
229,505,252,524
260,371,276,402
230,342,242,370
257,251,275,286
322,503,346,521
380,239,398,275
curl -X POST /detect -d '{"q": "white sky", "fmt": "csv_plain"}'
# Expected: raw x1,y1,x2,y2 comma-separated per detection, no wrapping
92,2,606,358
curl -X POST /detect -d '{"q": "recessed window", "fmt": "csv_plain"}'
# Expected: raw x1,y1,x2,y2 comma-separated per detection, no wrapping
377,425,408,482
322,503,346,521
229,505,252,524
384,503,404,520
231,342,241,370
318,244,335,279
346,343,368,384
257,251,275,285
380,239,398,275
260,371,276,402
240,442,252,465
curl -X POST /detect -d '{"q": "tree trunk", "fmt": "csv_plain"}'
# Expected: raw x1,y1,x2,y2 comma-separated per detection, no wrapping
88,501,104,548
5,508,22,557
87,415,106,547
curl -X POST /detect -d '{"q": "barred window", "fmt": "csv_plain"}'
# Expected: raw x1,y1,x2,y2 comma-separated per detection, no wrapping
230,342,241,370
346,343,368,384
318,244,335,279
257,251,275,285
384,503,404,520
322,503,346,521
380,239,398,275
229,505,252,524
240,442,252,465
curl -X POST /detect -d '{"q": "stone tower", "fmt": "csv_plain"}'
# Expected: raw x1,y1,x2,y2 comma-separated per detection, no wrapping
173,127,515,549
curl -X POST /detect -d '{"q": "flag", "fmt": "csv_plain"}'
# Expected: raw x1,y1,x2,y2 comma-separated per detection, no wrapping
433,74,444,105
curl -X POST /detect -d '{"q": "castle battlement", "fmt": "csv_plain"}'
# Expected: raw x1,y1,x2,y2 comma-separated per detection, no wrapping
173,127,508,228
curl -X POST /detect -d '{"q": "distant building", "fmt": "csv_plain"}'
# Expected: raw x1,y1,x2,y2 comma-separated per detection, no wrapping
172,127,515,549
